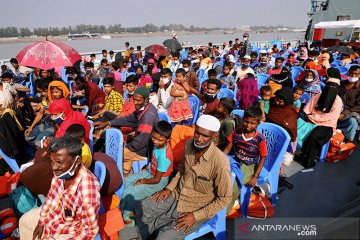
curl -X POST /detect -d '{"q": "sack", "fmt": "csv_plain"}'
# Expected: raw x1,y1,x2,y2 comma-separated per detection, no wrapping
98,208,124,239
0,172,20,198
326,131,357,163
247,193,274,219
11,186,39,214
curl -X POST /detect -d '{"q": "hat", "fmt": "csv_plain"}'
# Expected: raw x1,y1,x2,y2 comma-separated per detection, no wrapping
147,59,155,64
134,86,150,98
227,55,235,63
267,49,273,53
196,115,220,132
243,55,251,60
260,49,267,54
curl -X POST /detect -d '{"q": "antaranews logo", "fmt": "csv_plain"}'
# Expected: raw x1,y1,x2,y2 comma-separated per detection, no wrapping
238,222,317,236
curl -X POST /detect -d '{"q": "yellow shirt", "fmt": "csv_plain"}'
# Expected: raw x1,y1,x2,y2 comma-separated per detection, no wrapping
82,142,92,168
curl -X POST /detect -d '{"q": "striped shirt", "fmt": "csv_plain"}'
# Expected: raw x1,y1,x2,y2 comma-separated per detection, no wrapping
233,129,268,165
105,90,124,114
38,165,100,239
166,139,232,222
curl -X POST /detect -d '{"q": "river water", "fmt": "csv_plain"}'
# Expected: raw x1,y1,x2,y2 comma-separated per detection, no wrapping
0,32,303,59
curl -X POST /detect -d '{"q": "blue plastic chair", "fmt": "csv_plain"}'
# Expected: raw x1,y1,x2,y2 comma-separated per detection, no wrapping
25,73,35,97
212,62,223,70
93,161,106,240
132,159,148,174
184,95,201,125
217,88,234,99
318,141,330,162
87,120,94,154
196,69,205,81
121,69,128,81
98,77,104,89
231,109,244,118
234,50,239,57
0,148,20,172
345,63,360,69
127,72,136,77
239,122,290,217
336,66,349,75
299,92,310,105
255,73,270,90
158,112,171,123
68,80,75,95
105,128,124,199
331,60,343,66
123,89,128,101
291,66,303,81
185,172,236,240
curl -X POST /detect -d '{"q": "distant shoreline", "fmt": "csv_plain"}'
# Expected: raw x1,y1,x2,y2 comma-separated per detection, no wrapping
0,30,300,45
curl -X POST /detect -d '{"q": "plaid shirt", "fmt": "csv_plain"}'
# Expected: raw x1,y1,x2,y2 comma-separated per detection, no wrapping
105,89,124,114
38,165,100,239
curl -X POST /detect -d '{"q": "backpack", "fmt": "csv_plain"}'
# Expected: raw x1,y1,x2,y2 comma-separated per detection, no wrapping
10,186,40,214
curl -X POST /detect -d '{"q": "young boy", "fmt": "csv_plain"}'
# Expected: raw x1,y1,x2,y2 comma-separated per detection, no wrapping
120,75,138,117
218,63,236,90
120,121,173,225
227,106,267,213
215,97,237,154
200,78,221,115
64,124,92,168
200,69,217,94
293,86,304,113
259,85,272,121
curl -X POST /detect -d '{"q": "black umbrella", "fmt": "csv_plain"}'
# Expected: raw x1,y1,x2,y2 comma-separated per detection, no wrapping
329,45,355,55
163,39,182,52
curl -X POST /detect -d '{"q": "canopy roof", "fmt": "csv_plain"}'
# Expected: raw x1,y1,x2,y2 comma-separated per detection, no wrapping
314,20,360,29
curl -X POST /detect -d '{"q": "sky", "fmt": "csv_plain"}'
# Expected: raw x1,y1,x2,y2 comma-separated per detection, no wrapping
1,0,310,29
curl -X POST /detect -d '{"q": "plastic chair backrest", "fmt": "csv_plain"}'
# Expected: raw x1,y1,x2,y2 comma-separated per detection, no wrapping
196,69,205,80
256,122,291,172
105,128,124,197
94,161,106,188
0,148,20,172
332,60,343,66
123,89,128,101
217,88,234,99
291,67,303,81
255,73,270,89
336,66,348,75
231,109,244,118
121,70,128,82
158,112,171,123
25,73,35,97
98,77,104,90
345,64,360,70
299,92,310,105
87,120,94,153
184,95,201,125
127,72,135,76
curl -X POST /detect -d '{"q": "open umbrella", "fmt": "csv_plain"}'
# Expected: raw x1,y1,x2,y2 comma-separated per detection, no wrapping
16,40,81,70
163,39,182,52
328,45,355,55
145,44,170,56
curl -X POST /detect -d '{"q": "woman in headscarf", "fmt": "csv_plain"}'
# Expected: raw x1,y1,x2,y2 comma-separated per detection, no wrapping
296,47,308,65
268,67,293,97
297,69,322,99
316,52,330,77
296,61,317,82
297,68,343,168
129,58,141,73
267,87,298,145
47,80,70,102
48,98,90,144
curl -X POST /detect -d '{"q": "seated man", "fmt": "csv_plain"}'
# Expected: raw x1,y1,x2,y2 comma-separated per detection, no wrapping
338,65,360,142
19,136,100,239
135,114,232,240
94,86,159,177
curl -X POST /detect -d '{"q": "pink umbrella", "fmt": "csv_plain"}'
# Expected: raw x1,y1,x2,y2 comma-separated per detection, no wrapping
16,40,81,70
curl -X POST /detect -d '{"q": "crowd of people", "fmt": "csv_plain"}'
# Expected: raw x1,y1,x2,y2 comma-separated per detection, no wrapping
0,33,360,239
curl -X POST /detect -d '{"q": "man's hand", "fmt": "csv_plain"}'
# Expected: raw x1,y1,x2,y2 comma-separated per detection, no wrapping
92,121,110,129
151,189,171,204
246,175,258,187
24,127,33,136
134,179,143,185
32,225,44,240
175,212,196,233
158,80,165,89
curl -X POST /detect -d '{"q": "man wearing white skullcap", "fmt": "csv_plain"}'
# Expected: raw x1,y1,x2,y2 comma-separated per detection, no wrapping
135,115,232,239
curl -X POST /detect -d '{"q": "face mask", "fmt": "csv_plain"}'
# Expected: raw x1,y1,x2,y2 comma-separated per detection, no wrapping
348,76,358,83
86,69,92,74
243,37,248,41
161,77,170,85
305,78,314,82
51,112,64,125
260,62,267,66
173,60,179,65
242,63,249,68
183,67,189,72
54,156,80,180
204,92,217,99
